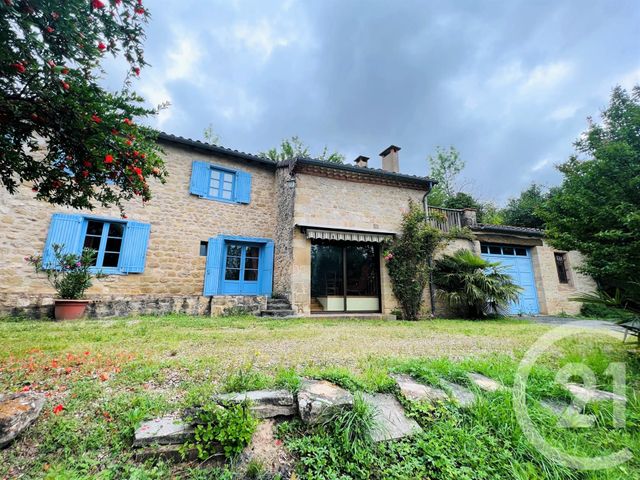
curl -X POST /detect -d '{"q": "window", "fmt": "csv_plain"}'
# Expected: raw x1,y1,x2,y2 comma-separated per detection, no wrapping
190,161,252,204
515,247,527,256
555,252,569,283
82,220,124,268
209,167,235,200
43,213,150,274
224,244,260,282
199,241,208,256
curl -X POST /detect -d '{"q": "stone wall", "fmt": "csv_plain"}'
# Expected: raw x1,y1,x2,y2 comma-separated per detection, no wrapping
0,143,278,318
273,167,296,298
290,172,428,315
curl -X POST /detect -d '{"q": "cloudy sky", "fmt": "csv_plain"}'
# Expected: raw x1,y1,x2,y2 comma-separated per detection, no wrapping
106,0,640,203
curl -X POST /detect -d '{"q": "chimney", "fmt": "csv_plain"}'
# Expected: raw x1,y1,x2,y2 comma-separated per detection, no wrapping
354,155,369,168
379,145,401,173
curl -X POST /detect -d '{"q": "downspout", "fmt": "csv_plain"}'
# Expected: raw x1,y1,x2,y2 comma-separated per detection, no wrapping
422,183,437,317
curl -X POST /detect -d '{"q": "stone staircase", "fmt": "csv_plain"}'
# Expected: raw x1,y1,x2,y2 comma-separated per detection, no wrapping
260,298,295,317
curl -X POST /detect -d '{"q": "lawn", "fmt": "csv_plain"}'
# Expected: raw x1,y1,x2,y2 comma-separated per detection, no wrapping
0,315,638,479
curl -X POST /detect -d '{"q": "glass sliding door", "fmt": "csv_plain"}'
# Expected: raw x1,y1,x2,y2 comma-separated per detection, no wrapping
310,242,380,313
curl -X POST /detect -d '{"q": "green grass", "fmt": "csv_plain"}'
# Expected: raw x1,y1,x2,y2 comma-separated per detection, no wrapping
0,314,638,479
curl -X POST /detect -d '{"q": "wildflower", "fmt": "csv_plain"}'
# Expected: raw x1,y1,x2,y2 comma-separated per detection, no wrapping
53,404,64,415
92,0,106,8
11,62,26,73
123,118,133,125
91,114,102,123
104,154,114,164
21,385,30,392
97,41,106,51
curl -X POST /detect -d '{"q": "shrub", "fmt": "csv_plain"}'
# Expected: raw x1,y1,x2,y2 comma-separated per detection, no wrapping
384,201,444,320
25,244,101,299
184,401,258,459
433,249,521,318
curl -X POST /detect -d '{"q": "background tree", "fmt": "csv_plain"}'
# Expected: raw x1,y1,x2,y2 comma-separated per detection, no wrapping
541,85,640,299
1,0,166,215
427,146,464,206
260,136,344,163
502,183,547,229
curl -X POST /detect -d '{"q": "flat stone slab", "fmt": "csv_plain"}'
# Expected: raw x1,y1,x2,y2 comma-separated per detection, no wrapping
440,380,476,408
214,390,296,419
0,392,45,448
297,379,353,424
363,393,422,442
540,399,582,416
133,415,194,447
565,383,626,403
467,373,504,393
391,374,449,403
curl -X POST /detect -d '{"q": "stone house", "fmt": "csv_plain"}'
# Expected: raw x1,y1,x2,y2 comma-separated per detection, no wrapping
0,133,594,318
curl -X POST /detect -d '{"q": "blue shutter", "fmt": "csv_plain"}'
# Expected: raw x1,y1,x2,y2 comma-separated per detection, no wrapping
42,214,84,268
204,237,225,295
259,241,274,296
190,161,210,197
120,221,151,273
235,170,252,204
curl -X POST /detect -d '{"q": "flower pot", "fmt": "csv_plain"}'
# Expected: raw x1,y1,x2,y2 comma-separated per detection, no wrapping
54,299,90,321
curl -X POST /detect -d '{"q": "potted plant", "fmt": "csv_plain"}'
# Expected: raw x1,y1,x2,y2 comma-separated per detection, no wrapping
26,244,102,320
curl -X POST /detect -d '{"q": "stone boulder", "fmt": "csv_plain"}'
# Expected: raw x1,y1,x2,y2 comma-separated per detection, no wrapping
363,393,422,442
297,379,353,424
213,390,296,419
0,392,45,448
133,415,195,447
391,374,449,403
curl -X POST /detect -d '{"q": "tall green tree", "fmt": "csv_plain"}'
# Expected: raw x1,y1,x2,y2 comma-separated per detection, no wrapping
1,0,166,215
260,136,344,164
502,183,547,229
541,85,640,295
427,146,464,206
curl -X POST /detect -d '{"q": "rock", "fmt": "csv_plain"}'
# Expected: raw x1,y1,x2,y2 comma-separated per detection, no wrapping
214,390,296,419
440,380,476,408
540,399,581,416
363,393,422,442
391,374,448,403
467,373,504,392
133,415,195,447
238,420,295,478
297,379,353,424
0,392,45,448
540,399,594,428
564,383,626,403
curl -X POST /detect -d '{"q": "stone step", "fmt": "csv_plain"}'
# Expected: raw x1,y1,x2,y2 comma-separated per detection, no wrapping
133,415,194,447
212,389,297,419
391,374,449,403
440,380,476,408
267,299,292,308
260,309,295,317
297,379,353,424
363,393,423,442
467,373,505,393
564,383,626,403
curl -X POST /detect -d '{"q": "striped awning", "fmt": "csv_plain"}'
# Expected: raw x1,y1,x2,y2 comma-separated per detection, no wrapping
302,226,394,243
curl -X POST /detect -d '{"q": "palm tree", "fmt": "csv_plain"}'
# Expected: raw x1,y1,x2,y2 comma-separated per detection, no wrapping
433,249,522,318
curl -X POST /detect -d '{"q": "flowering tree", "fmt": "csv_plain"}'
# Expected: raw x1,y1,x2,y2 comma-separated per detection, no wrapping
0,0,167,215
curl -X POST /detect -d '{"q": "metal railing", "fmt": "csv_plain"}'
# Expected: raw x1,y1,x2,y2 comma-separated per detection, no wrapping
427,206,468,232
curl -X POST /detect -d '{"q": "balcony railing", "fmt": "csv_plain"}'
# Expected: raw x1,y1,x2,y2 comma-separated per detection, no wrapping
427,206,474,232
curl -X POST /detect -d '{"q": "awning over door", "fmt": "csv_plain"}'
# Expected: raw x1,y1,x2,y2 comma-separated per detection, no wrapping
299,225,394,243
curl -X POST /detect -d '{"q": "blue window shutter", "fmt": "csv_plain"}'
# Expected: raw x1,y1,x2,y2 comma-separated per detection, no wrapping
235,170,252,204
204,237,225,295
259,241,274,296
190,161,210,197
42,214,84,268
120,221,151,273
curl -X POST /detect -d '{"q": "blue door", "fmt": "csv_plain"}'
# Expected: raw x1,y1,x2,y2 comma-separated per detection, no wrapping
480,244,540,315
221,242,261,295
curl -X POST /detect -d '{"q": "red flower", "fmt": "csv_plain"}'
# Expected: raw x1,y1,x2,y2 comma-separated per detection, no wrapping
47,60,56,68
133,67,140,76
104,154,114,164
99,372,109,382
152,167,160,175
123,118,133,125
21,385,30,392
53,404,64,415
135,7,145,14
126,140,132,146
111,129,119,135
51,359,58,368
133,150,139,157
84,351,90,356
11,62,26,73
121,214,128,219
91,114,102,123
132,166,142,175
64,367,72,375
61,81,70,90
61,68,69,75
46,26,54,33
92,0,106,8
98,42,106,51
82,170,89,178
83,160,92,167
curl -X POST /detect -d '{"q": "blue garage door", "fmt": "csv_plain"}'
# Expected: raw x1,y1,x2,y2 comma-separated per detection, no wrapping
480,244,540,315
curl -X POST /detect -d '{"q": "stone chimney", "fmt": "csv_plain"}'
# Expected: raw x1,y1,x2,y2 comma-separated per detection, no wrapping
354,155,369,168
379,145,401,173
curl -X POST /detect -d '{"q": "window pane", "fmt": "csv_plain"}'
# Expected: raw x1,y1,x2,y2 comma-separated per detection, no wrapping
86,220,104,235
489,246,501,254
246,247,260,258
108,223,124,237
103,252,120,267
515,248,527,256
210,179,220,189
226,256,241,269
227,245,242,257
245,257,259,270
223,172,234,183
200,241,208,257
502,247,515,255
225,269,240,280
210,169,221,180
480,245,488,254
222,190,232,199
244,269,258,281
83,235,101,252
105,237,122,252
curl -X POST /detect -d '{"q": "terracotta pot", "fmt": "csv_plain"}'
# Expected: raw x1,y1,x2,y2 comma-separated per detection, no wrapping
54,299,90,321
